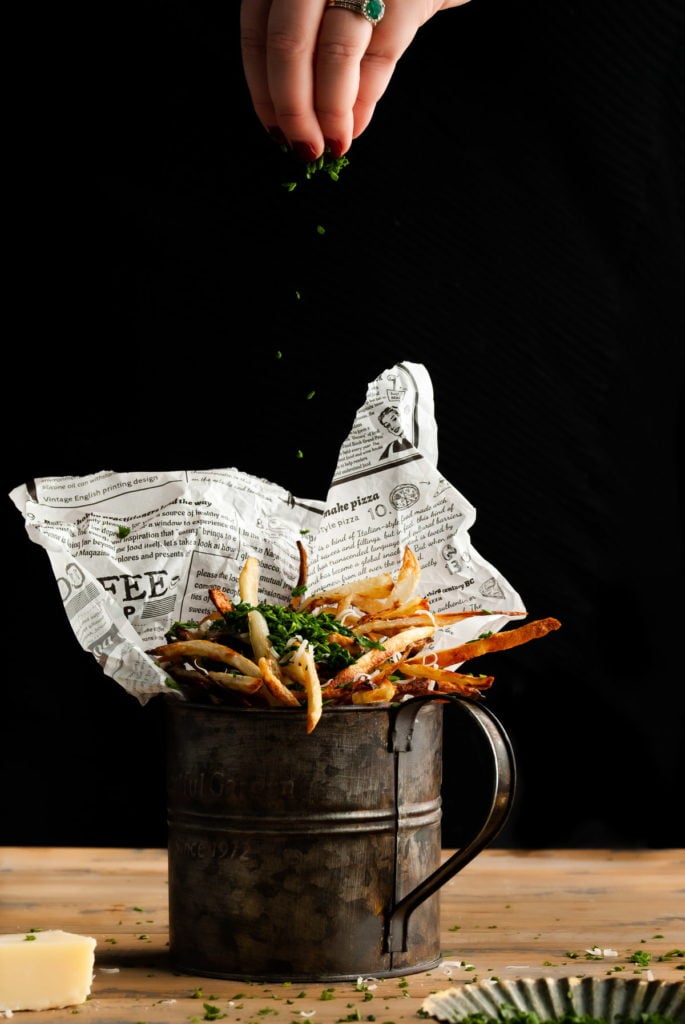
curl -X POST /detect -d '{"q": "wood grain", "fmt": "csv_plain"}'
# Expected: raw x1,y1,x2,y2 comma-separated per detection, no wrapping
1,848,683,1023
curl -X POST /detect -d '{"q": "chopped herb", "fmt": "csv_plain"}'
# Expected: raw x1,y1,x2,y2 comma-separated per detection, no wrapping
316,225,326,235
117,525,131,539
305,153,350,182
24,934,37,941
306,390,316,400
202,1004,226,1021
203,601,382,672
629,950,652,966
282,152,350,190
169,620,199,631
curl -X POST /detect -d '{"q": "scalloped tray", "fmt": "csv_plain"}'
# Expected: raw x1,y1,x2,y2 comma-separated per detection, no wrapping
421,976,684,1022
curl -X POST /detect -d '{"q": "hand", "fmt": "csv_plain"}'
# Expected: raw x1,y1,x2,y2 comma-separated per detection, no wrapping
240,0,472,161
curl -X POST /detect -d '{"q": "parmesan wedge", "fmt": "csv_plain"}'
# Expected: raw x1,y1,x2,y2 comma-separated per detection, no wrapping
0,929,96,1012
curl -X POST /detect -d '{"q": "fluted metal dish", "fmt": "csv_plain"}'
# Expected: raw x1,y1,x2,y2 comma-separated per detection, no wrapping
421,976,684,1022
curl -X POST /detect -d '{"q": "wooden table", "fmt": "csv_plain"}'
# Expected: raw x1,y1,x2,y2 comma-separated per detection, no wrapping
1,848,683,1023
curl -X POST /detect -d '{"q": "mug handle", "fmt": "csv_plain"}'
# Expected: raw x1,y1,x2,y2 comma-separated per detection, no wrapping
385,694,517,953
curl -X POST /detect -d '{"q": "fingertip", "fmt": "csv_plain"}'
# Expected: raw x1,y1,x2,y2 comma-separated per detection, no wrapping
324,137,346,159
267,125,289,148
292,141,323,162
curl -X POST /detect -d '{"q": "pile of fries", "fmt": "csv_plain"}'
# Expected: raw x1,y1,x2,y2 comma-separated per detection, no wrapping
148,545,560,733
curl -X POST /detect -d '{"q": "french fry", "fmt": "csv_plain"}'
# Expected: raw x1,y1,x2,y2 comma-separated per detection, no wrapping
290,540,308,610
321,625,435,696
385,545,421,609
380,596,430,618
208,587,233,616
351,610,522,636
156,666,264,706
205,671,264,694
299,572,394,612
148,639,262,676
149,546,561,732
248,607,279,665
258,657,301,707
395,661,495,695
353,614,436,635
351,679,397,704
239,556,260,604
237,556,282,666
283,640,323,733
405,617,562,668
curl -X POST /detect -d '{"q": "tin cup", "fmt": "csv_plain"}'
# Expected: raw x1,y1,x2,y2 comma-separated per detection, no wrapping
165,694,516,982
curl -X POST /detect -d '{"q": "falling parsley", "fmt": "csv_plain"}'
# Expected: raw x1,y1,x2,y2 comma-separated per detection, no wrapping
281,151,350,192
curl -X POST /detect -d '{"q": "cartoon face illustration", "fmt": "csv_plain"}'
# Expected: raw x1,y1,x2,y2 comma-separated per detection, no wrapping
379,406,403,435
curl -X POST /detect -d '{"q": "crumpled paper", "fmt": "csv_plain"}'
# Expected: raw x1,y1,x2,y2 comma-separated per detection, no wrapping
9,362,524,701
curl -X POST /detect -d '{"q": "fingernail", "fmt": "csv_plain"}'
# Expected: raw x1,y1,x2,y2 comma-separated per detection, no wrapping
267,125,288,148
292,141,320,163
324,138,344,159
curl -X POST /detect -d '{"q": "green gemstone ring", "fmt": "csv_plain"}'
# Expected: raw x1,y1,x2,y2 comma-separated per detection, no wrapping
326,0,386,27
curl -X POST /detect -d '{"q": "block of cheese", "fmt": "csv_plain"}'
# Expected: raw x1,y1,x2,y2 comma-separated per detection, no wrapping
0,929,97,1012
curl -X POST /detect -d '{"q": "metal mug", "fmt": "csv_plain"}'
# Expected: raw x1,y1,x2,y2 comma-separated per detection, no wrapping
165,694,516,982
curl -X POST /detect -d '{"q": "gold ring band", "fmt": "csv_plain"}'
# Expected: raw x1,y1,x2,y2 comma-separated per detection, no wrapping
326,0,386,27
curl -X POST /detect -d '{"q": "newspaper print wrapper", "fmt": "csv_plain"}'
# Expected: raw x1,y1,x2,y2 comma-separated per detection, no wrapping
9,362,525,702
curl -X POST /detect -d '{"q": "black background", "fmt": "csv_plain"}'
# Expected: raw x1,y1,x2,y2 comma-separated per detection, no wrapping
3,0,683,850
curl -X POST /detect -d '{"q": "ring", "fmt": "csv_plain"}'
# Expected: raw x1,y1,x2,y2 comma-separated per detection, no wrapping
326,0,386,27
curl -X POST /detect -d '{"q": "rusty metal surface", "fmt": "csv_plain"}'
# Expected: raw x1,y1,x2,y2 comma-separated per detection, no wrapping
165,697,515,982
